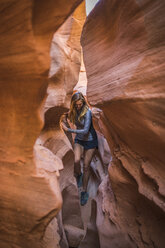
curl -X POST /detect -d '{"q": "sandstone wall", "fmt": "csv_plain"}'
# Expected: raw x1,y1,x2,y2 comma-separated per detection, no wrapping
35,3,86,248
0,0,82,247
81,0,165,247
1,0,165,247
37,4,114,247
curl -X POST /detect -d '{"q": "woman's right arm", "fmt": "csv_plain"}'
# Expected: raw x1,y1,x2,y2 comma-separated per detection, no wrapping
60,112,74,146
60,112,70,130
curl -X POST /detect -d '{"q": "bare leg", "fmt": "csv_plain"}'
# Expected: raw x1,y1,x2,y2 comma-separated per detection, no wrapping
73,143,84,176
83,148,96,192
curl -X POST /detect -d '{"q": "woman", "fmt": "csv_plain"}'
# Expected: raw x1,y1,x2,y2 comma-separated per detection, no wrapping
61,92,98,206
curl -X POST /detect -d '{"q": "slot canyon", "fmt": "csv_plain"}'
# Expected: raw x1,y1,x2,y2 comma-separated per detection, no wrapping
0,0,165,248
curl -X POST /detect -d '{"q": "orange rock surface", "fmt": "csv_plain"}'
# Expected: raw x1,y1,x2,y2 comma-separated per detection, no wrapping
81,0,165,247
35,2,86,248
0,0,82,247
1,0,165,247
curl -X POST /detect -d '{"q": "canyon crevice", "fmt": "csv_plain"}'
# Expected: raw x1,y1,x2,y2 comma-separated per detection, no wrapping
0,0,165,248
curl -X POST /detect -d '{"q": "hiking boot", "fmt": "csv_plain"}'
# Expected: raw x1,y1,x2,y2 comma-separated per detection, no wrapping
76,173,83,188
80,191,89,206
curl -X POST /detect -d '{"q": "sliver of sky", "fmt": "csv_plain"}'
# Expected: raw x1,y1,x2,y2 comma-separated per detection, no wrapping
85,0,99,15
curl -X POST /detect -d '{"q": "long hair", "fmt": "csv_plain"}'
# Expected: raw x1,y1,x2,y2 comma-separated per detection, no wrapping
68,92,89,124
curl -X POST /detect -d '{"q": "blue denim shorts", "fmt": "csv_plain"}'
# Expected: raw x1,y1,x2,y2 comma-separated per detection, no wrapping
75,138,98,150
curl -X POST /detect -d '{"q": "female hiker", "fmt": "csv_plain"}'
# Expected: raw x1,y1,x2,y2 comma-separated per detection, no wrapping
61,91,98,206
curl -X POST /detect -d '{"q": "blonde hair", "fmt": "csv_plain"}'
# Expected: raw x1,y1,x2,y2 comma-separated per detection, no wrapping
68,92,89,124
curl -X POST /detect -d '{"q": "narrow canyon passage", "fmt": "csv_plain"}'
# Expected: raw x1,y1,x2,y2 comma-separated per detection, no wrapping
34,1,165,247
34,3,113,246
0,0,165,248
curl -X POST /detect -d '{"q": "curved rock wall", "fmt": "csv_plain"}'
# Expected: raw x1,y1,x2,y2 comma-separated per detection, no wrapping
37,4,114,247
1,0,165,247
45,1,86,114
0,0,82,247
81,0,165,247
35,3,87,248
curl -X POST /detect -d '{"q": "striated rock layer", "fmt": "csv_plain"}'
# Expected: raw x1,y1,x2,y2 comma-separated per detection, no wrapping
82,0,165,247
0,0,82,247
36,2,87,248
38,4,114,247
46,2,86,112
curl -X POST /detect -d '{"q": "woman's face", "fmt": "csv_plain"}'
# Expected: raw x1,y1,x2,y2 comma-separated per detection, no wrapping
75,99,83,111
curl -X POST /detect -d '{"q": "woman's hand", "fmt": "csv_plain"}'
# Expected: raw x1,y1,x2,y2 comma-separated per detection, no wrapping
61,123,69,132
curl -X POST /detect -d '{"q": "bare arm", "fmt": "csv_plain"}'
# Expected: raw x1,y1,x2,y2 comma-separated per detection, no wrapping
60,112,70,129
60,112,74,145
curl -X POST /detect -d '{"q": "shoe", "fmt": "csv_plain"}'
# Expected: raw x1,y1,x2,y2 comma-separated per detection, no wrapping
76,173,83,188
80,191,89,206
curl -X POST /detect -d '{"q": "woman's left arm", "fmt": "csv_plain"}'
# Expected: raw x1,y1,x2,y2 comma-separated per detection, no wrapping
67,109,92,134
